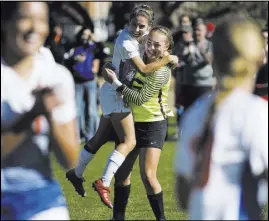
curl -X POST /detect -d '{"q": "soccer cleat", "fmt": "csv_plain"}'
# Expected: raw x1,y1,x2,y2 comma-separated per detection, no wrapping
66,169,86,197
92,179,113,209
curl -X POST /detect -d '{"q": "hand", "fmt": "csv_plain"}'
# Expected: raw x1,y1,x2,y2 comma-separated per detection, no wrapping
168,55,179,65
105,68,118,84
101,62,116,83
43,91,62,113
32,87,61,115
74,54,86,62
188,44,196,54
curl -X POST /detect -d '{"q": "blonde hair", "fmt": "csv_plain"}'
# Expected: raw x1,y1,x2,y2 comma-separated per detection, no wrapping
193,15,263,187
150,25,174,54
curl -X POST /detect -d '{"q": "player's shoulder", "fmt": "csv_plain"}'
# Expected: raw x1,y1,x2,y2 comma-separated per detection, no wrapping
116,28,136,46
37,58,74,87
51,63,74,84
233,89,267,113
247,93,268,116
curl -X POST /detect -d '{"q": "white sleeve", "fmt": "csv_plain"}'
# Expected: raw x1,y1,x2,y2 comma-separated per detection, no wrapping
174,114,195,180
51,65,77,124
121,39,140,59
248,101,268,176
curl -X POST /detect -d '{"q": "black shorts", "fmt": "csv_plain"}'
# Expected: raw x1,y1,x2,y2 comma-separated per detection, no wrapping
134,119,168,150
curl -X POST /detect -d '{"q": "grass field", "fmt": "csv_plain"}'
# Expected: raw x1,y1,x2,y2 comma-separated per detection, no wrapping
52,118,268,220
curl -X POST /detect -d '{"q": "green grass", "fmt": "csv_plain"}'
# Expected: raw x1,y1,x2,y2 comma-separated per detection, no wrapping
52,118,267,220
53,141,186,220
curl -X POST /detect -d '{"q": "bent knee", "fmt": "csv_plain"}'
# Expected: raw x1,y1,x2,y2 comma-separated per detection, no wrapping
125,136,136,150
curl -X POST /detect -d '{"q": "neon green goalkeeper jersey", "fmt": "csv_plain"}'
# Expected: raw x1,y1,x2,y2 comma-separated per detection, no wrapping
120,65,174,122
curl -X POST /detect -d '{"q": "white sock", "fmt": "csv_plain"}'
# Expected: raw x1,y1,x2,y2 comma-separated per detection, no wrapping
101,150,126,187
74,148,95,178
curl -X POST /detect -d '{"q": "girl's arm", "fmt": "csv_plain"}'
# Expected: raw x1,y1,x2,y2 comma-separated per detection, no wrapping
49,66,79,170
131,55,177,75
106,67,169,105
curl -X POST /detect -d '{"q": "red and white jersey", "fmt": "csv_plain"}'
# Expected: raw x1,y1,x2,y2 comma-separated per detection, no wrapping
174,89,268,220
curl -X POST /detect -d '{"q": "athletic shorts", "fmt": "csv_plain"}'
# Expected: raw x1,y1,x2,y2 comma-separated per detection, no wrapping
99,82,130,116
134,119,168,150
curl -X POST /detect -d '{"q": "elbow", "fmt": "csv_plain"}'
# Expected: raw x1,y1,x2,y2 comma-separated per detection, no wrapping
135,99,145,106
140,67,151,74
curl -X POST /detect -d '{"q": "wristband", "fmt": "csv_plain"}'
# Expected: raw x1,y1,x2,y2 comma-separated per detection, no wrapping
111,79,122,90
116,85,125,93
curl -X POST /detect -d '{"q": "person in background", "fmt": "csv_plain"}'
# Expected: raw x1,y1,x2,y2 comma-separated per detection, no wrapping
1,2,79,220
179,14,192,27
45,23,69,64
65,27,101,143
177,19,214,112
172,25,194,139
174,15,267,220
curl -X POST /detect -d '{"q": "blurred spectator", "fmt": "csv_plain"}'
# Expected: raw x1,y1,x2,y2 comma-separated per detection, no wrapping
65,27,101,142
179,14,192,26
172,25,194,139
45,24,70,64
176,22,214,111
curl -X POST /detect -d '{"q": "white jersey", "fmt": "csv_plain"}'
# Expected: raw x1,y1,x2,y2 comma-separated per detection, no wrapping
38,46,55,64
100,28,145,116
1,56,76,192
174,89,268,220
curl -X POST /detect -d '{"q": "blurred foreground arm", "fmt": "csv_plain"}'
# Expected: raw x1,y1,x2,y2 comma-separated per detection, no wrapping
49,66,79,170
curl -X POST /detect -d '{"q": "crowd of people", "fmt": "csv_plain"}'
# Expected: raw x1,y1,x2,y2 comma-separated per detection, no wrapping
1,1,268,221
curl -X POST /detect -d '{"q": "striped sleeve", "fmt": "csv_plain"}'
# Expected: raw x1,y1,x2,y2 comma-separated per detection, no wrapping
121,67,170,105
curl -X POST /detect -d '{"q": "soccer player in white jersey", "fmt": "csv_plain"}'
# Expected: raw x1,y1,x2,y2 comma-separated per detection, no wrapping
66,4,178,208
174,15,268,220
1,2,79,220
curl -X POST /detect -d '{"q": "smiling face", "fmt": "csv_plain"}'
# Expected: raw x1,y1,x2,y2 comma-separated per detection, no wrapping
195,23,207,41
145,30,169,61
2,2,49,58
128,15,150,39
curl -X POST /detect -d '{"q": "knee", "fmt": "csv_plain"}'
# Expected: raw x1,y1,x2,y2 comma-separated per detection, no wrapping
84,137,102,154
125,136,136,151
140,169,157,187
